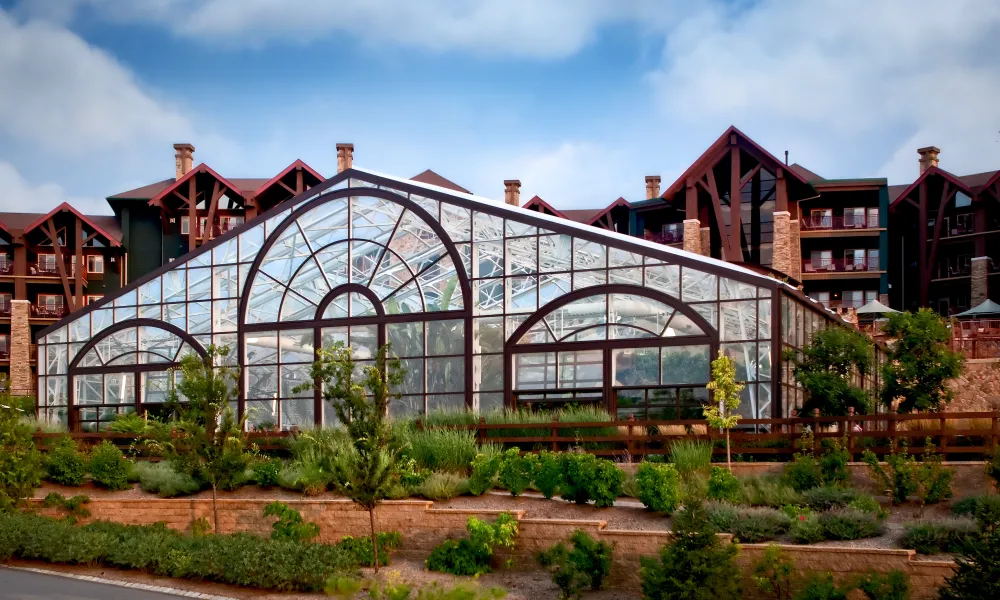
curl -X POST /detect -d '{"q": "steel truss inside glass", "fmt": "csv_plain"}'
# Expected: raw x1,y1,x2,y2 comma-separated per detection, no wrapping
36,169,842,431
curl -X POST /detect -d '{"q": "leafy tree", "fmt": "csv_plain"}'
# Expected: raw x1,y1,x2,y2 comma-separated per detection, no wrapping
301,341,404,573
0,400,41,512
151,345,246,533
789,327,873,416
704,350,744,470
880,309,964,413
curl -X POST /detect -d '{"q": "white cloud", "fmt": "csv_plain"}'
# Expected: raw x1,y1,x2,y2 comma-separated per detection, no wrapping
647,0,1000,182
20,0,666,58
0,161,109,214
0,9,192,155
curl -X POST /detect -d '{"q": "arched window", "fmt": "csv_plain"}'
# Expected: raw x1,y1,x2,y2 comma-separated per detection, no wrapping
239,191,471,429
67,319,206,431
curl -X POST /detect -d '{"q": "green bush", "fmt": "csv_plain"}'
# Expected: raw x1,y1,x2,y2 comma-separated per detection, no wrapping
426,513,518,576
635,462,681,514
44,436,87,486
705,503,791,543
0,402,41,511
801,486,862,511
900,519,977,554
818,509,884,541
861,448,917,504
640,502,741,600
498,448,538,497
264,501,320,542
415,472,470,501
335,532,402,567
560,452,623,508
751,544,795,600
87,441,131,491
537,529,613,600
0,512,355,592
789,513,825,544
794,572,852,600
707,467,740,502
857,569,910,600
403,428,479,473
987,446,1000,492
818,439,850,487
914,443,953,505
130,461,201,497
737,475,803,508
468,451,501,496
108,412,148,435
952,494,1000,528
848,495,887,519
783,453,823,492
252,457,283,488
535,450,563,499
41,492,91,523
669,440,713,478
938,528,1000,600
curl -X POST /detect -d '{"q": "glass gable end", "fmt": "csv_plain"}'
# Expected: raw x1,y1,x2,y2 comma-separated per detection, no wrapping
37,168,829,431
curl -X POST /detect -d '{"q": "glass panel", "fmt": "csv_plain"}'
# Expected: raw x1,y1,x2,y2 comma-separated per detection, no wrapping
538,234,572,273
239,224,265,262
323,293,349,319
720,301,757,342
213,237,238,265
280,364,312,398
475,317,504,353
103,373,135,405
393,358,424,395
613,347,659,386
427,357,464,393
74,375,103,405
349,324,378,359
722,342,757,381
573,239,606,270
139,278,162,305
506,237,537,274
245,332,279,365
478,354,503,391
440,204,471,242
351,196,402,244
163,269,186,302
187,267,212,301
141,371,173,404
279,330,313,363
661,345,710,385
213,265,240,299
388,322,423,357
558,350,603,388
611,293,673,337
298,198,349,250
544,294,606,341
280,399,314,430
682,268,717,302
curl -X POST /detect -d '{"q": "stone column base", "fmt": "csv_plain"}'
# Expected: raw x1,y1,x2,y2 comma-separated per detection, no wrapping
971,256,989,307
9,299,34,398
682,219,701,255
772,211,792,278
699,228,711,257
789,218,802,281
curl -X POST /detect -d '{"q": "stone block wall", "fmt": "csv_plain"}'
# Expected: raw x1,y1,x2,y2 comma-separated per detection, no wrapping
29,497,953,598
9,300,33,396
948,358,1000,411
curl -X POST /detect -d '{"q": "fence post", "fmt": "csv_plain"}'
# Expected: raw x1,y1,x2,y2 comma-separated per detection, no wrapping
812,408,820,455
939,411,947,454
790,409,799,453
477,417,486,445
846,406,855,461
626,414,636,459
415,418,423,432
551,414,559,452
888,414,897,455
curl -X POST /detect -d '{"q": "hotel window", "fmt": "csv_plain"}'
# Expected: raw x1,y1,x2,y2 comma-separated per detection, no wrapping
812,291,830,307
810,250,832,270
86,255,104,274
867,249,879,269
0,293,10,314
956,213,973,235
0,334,8,355
199,217,208,237
867,207,879,228
219,216,244,233
180,216,190,235
38,294,64,311
955,192,972,208
86,295,103,305
37,253,57,272
865,291,878,305
844,207,865,228
843,291,864,308
810,209,832,228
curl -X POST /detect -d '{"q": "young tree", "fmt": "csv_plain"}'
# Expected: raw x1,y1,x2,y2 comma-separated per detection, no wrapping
789,326,874,416
303,342,404,573
154,345,246,533
704,350,744,471
880,309,964,413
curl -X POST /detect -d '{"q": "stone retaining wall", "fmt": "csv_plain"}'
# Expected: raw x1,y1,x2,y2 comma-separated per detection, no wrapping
29,497,954,599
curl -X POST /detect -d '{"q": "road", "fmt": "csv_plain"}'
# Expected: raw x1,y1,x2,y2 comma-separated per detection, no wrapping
0,568,193,600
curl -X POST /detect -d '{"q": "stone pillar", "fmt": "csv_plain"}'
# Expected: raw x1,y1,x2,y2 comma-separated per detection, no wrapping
645,176,661,200
504,180,521,206
918,146,940,174
682,219,701,254
789,218,802,281
772,211,792,278
336,143,354,172
971,256,989,308
699,228,711,257
173,143,194,180
9,300,33,397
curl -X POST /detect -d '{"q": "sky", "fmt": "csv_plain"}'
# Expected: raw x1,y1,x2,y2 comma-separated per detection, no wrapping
1,0,999,216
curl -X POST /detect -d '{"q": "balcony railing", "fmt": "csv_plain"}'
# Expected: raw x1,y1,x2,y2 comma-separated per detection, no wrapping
0,303,10,318
196,219,244,239
29,258,79,277
646,225,684,245
802,257,880,273
0,256,12,275
801,214,880,231
31,304,68,319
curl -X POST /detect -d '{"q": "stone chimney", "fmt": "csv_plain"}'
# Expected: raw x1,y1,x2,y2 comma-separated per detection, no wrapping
173,143,195,180
645,175,661,200
336,143,354,173
918,146,940,174
504,180,521,206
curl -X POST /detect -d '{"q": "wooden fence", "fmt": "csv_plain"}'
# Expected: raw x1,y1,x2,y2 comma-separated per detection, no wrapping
416,411,1000,460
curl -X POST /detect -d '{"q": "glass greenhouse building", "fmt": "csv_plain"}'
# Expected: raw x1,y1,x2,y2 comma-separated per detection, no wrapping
35,168,844,431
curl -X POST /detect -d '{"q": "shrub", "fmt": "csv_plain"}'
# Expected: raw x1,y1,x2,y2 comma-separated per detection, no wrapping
848,495,887,519
635,462,681,514
857,569,910,600
0,402,41,512
252,457,283,488
861,448,916,504
640,502,741,600
706,503,791,543
130,461,201,497
900,519,977,554
0,512,355,592
87,441,131,490
707,467,740,502
938,528,1000,600
497,448,538,497
818,439,851,487
790,513,825,544
108,412,148,435
738,475,803,508
415,472,470,501
264,501,320,542
914,442,953,506
752,544,795,600
669,440,713,478
561,452,623,508
404,428,479,473
535,450,563,499
794,572,852,600
987,446,1000,491
42,492,91,523
802,486,862,511
44,436,88,486
952,494,1000,528
819,509,884,541
335,532,402,567
783,453,823,492
537,529,613,599
468,451,501,496
426,512,518,576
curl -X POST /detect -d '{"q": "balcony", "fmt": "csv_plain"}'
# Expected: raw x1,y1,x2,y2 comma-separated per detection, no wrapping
0,256,12,275
645,224,684,245
802,257,880,274
801,214,880,231
0,302,10,318
195,219,244,240
31,304,69,319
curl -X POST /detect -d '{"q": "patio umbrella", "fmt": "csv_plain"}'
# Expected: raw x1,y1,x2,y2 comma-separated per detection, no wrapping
855,299,900,316
954,299,1000,318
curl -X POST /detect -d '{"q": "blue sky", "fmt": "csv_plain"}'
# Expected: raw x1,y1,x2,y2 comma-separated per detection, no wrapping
1,0,999,215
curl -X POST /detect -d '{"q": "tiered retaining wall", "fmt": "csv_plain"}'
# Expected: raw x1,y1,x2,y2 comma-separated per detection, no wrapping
29,497,954,599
